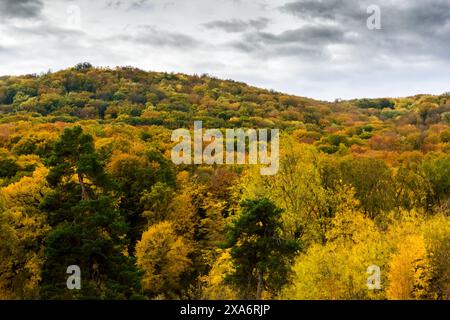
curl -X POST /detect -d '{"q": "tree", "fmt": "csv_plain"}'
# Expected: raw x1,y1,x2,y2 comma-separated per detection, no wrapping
200,249,236,300
338,157,395,218
41,127,141,299
225,199,300,299
135,221,192,298
0,167,50,299
108,149,176,251
424,214,450,299
282,190,390,300
387,235,433,300
46,126,107,201
41,196,142,299
421,155,450,211
236,141,331,243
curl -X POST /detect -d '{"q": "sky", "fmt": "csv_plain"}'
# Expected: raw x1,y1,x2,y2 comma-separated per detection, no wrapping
0,0,449,101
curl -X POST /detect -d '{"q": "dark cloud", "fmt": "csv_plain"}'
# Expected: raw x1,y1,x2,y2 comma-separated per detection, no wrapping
256,25,344,45
204,17,269,33
277,0,450,62
221,0,450,66
117,26,200,49
280,0,361,22
231,24,344,59
0,0,43,19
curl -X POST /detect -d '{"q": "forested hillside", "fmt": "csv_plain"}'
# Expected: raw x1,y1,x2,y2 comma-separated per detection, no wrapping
0,63,449,300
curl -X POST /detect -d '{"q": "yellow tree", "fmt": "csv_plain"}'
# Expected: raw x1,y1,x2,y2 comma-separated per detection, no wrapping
387,234,433,300
282,187,390,300
135,221,192,298
200,249,236,300
235,138,329,243
0,167,50,299
423,214,450,299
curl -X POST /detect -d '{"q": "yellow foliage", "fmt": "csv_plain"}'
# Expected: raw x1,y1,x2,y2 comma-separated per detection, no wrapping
282,212,390,300
387,235,432,300
135,221,192,298
283,209,449,300
423,215,450,299
201,249,237,300
0,167,50,299
2,166,50,207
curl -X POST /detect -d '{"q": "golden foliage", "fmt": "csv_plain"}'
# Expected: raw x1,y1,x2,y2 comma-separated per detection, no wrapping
200,249,236,300
387,235,432,300
135,221,192,298
0,167,50,299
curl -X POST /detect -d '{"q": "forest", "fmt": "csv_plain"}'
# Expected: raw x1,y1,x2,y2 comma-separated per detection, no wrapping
0,63,449,300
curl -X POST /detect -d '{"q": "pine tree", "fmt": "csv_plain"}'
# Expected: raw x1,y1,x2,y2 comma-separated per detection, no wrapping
225,198,300,299
40,126,142,299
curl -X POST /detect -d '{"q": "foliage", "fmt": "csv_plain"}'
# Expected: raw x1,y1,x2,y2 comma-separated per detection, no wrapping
136,221,192,298
225,199,300,299
0,65,449,300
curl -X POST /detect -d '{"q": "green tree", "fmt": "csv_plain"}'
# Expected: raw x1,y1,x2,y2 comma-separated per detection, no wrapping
338,157,395,218
41,126,141,299
46,126,107,201
0,158,20,178
421,155,450,211
225,198,300,299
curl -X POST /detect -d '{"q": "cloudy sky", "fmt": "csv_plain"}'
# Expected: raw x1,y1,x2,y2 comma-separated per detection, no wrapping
0,0,449,100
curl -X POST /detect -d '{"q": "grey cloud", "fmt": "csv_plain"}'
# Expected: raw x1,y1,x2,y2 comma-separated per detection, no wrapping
105,0,121,8
9,23,83,38
280,1,450,37
106,0,160,10
231,24,344,58
118,26,200,49
204,17,269,33
279,0,450,61
281,0,359,21
0,0,43,19
259,25,344,45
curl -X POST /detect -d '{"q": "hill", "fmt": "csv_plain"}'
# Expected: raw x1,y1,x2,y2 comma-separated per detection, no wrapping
0,64,449,300
1,63,449,158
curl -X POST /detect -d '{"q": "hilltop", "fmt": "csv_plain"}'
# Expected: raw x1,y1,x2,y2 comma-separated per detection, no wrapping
1,63,449,159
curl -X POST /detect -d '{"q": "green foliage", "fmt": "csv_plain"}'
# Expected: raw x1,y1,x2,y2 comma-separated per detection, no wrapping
356,98,395,110
338,157,395,218
46,126,108,201
41,196,141,299
0,158,19,178
225,199,300,299
421,155,450,210
41,126,141,299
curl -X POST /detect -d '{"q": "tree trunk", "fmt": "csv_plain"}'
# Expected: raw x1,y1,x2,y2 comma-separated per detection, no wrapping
78,173,89,200
256,269,263,300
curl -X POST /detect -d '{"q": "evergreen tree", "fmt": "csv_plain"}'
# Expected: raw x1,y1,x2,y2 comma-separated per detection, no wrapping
225,198,300,299
40,126,141,299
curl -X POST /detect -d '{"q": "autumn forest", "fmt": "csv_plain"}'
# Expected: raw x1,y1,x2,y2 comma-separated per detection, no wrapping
0,63,449,300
